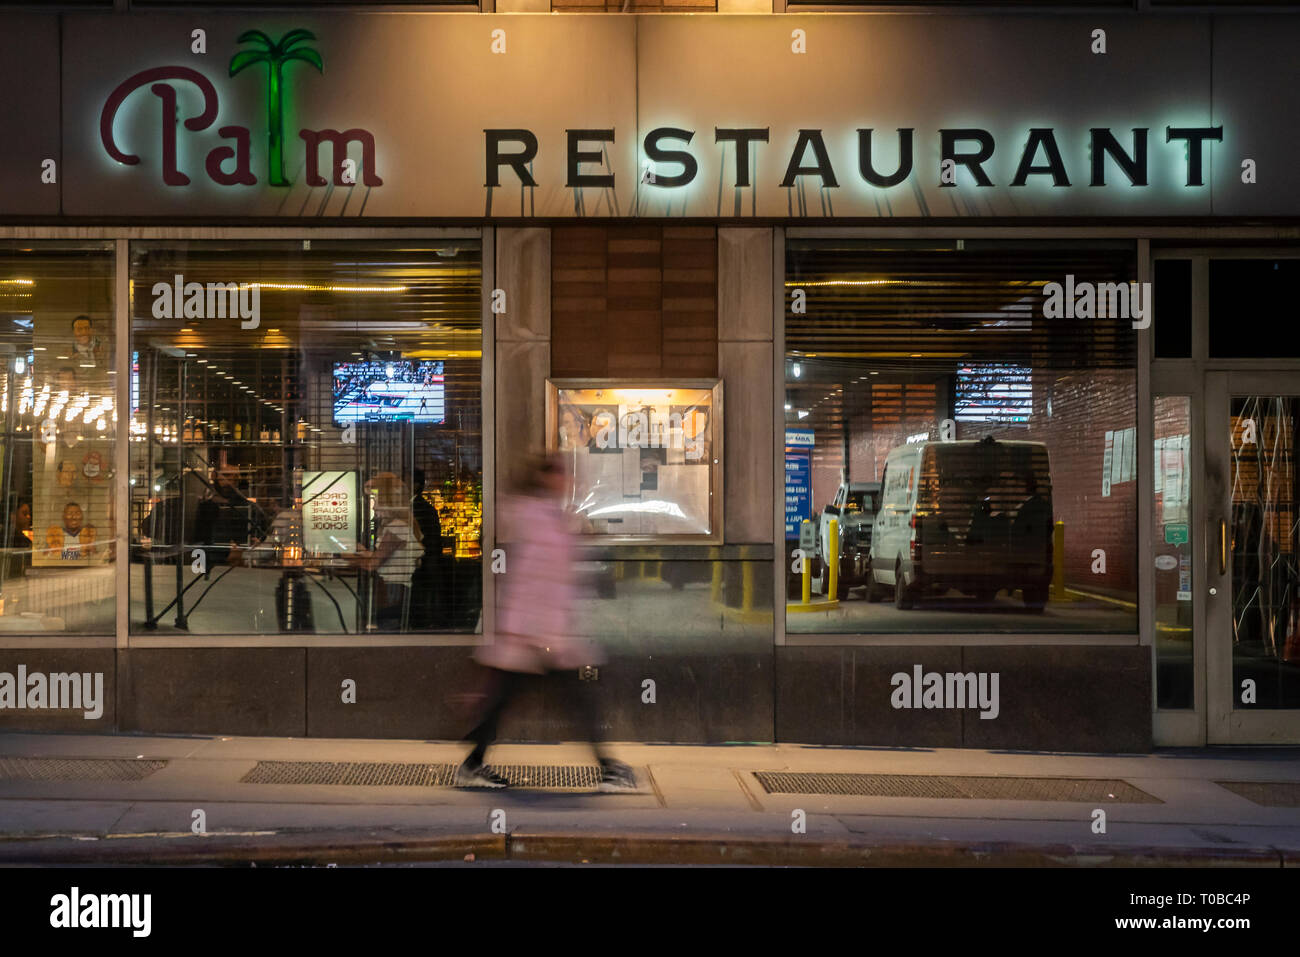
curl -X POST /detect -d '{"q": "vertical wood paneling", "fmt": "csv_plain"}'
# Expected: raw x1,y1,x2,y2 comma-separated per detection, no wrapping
551,225,717,378
551,227,609,377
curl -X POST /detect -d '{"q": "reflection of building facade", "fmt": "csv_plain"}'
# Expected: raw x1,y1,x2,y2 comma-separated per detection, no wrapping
0,7,1297,750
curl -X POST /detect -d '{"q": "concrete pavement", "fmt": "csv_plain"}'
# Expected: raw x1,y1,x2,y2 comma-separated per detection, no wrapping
0,732,1297,865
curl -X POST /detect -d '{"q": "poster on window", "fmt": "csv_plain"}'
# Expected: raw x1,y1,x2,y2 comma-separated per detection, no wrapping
302,471,357,555
557,403,620,454
31,314,114,567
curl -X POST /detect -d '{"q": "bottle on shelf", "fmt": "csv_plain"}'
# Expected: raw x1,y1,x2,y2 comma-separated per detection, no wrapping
259,423,270,443
182,418,193,442
271,427,281,443
233,420,243,442
296,419,307,441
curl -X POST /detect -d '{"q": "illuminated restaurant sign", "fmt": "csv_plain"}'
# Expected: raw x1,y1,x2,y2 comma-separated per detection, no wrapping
489,125,1225,191
35,13,1300,219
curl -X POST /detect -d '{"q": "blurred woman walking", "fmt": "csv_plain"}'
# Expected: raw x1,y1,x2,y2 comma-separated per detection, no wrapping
456,454,636,792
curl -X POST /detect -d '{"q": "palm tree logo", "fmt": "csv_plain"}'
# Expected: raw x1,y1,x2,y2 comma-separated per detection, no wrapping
229,29,323,187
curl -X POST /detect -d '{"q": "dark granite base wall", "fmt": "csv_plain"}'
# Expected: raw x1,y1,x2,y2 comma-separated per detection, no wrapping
307,648,773,742
16,647,773,743
1,644,1147,751
118,648,306,737
775,645,1152,753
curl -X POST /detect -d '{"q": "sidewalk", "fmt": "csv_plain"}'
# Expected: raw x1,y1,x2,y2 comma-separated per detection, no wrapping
1,732,1298,866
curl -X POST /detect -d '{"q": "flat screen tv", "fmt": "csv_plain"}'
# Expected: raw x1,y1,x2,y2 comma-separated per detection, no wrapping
953,363,1032,424
332,360,445,425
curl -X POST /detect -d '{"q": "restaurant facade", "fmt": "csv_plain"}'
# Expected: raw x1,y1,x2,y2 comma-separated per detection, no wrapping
0,4,1298,751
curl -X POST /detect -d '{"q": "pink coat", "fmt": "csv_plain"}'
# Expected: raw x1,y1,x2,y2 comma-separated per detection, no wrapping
475,493,602,674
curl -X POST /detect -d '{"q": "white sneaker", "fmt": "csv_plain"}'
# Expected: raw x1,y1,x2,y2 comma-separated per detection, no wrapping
455,761,508,788
598,761,638,793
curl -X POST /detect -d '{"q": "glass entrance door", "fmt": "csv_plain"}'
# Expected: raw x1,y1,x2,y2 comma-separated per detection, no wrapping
1207,372,1300,743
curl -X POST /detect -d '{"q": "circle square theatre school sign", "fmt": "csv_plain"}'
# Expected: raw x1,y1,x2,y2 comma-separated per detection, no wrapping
98,29,382,190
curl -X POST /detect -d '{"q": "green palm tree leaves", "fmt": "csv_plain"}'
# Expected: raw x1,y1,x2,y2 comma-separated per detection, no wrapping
279,29,317,53
229,29,322,77
234,29,274,51
228,29,325,187
228,49,269,77
282,47,323,74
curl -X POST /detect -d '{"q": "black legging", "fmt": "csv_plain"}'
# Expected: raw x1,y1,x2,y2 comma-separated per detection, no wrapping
464,667,606,766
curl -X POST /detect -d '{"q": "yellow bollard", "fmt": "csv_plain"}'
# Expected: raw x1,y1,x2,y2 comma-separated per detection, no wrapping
1052,521,1065,600
801,520,812,604
827,518,839,601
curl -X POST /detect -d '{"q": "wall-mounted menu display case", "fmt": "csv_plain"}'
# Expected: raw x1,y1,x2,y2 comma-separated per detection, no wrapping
546,380,722,543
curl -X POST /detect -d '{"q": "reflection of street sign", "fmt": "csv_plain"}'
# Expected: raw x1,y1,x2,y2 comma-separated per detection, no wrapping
784,451,811,536
1101,430,1114,496
1164,523,1189,545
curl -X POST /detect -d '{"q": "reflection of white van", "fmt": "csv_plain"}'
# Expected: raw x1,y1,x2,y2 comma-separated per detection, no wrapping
867,437,1053,611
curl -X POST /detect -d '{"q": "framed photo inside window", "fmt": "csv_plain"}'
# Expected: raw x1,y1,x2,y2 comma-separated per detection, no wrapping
545,379,723,543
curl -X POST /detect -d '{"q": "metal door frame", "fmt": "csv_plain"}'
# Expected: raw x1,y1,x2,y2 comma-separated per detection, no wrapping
1151,247,1300,744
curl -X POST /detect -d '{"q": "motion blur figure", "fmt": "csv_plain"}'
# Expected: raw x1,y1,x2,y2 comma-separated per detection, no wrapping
353,472,423,631
456,454,636,791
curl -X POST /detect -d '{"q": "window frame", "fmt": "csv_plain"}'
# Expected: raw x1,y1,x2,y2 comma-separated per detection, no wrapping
773,227,1151,648
0,226,488,651
544,376,725,546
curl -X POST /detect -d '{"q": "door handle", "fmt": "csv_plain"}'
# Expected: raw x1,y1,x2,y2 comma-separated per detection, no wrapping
1218,519,1227,577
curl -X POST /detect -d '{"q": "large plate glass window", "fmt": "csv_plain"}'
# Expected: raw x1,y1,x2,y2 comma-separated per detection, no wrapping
129,240,482,636
784,240,1139,635
0,243,115,635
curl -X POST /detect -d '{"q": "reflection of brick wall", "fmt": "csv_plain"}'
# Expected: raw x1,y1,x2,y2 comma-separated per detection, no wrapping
1153,397,1190,607
865,381,939,485
809,459,842,520
1230,408,1296,553
961,370,1137,595
848,401,874,486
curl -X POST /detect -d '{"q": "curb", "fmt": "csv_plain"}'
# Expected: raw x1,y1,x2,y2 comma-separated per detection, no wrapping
0,832,506,867
0,830,1285,867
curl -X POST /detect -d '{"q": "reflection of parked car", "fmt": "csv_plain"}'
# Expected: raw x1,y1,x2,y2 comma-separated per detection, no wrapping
867,437,1053,611
813,481,881,599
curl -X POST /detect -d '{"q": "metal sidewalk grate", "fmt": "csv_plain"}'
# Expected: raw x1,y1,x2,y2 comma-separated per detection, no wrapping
1216,781,1300,807
241,761,456,787
752,772,1161,804
0,757,168,782
487,765,602,789
240,761,604,790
